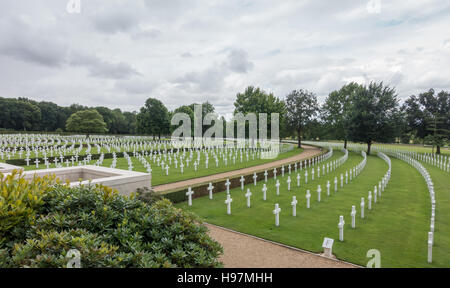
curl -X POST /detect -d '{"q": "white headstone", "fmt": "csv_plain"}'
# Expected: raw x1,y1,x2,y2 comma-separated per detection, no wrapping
291,196,298,216
245,189,252,208
338,216,345,242
306,190,311,208
273,203,281,227
186,187,194,206
322,238,334,258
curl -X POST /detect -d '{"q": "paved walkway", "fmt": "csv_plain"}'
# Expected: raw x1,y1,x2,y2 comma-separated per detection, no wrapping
153,145,321,192
206,224,357,268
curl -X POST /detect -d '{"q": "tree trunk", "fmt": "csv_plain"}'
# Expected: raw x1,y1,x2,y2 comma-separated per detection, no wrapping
344,139,348,149
297,127,302,148
436,145,441,155
367,141,372,155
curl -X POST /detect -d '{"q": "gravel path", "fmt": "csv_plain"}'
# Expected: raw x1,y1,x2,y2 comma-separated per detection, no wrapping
153,145,321,192
206,224,357,268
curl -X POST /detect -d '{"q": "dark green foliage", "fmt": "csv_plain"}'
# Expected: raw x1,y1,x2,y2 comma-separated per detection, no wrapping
0,97,137,134
285,89,319,148
402,89,449,154
136,187,163,205
65,110,108,134
347,82,400,154
137,98,170,138
234,86,288,138
0,182,223,268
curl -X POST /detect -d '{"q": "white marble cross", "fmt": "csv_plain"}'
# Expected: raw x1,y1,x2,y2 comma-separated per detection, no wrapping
306,190,311,208
34,158,40,168
253,172,258,186
186,187,194,206
208,182,214,200
340,174,344,188
273,168,277,179
287,176,291,191
317,185,322,202
291,196,298,217
368,191,372,210
351,206,356,229
225,179,231,194
240,176,245,190
245,189,252,208
275,180,280,195
262,184,267,201
326,181,330,196
305,170,308,184
264,170,268,182
297,173,300,187
338,216,345,242
360,197,365,218
273,203,281,227
225,194,233,215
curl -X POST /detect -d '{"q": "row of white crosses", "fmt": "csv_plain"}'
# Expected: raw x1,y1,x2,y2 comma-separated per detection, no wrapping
339,152,390,243
410,151,449,173
273,149,357,226
187,148,357,228
390,151,435,264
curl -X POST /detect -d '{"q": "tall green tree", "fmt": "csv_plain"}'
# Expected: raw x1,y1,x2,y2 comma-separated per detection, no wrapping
285,89,319,148
403,89,450,154
65,110,108,134
322,82,362,148
347,82,400,155
234,86,286,139
123,111,137,134
137,98,170,139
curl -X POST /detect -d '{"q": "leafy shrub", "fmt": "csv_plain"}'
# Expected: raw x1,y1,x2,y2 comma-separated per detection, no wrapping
0,170,57,247
8,229,120,268
136,187,163,204
0,174,223,268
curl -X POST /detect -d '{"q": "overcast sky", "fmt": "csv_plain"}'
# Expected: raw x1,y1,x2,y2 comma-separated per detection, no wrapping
0,0,449,118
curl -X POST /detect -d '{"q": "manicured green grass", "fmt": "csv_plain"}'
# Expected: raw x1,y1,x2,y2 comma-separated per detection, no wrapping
419,162,450,267
23,146,305,186
176,152,448,267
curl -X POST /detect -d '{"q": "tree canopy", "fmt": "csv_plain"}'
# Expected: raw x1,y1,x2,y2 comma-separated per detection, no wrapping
403,89,450,154
322,82,362,148
137,98,170,138
65,110,108,134
234,86,287,139
285,89,319,148
347,82,400,154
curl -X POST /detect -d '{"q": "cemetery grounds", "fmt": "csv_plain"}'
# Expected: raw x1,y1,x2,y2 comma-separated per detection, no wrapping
176,146,450,268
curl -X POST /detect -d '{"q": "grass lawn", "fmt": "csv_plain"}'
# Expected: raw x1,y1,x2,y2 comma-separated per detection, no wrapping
419,161,450,267
176,151,448,267
22,146,306,186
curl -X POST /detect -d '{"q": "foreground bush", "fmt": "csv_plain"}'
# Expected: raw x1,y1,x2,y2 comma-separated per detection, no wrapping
0,172,222,268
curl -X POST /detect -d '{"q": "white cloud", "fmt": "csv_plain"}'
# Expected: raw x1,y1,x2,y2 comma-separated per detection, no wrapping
0,0,449,114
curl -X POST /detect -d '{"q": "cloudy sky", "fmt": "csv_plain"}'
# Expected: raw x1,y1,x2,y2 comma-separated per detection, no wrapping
0,0,449,117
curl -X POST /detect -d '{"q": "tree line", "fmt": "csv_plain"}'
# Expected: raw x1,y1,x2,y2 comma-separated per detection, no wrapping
1,82,448,154
0,97,137,135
